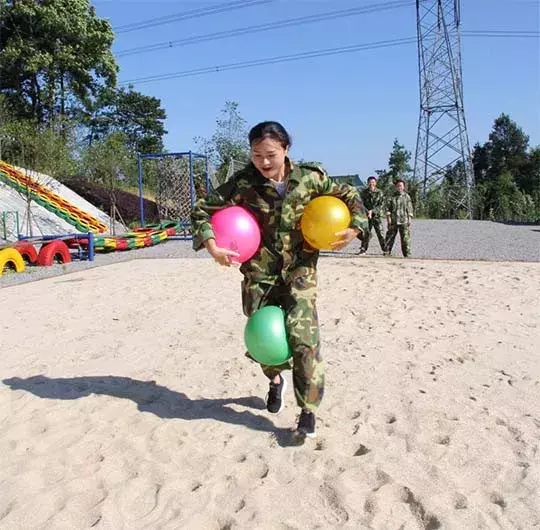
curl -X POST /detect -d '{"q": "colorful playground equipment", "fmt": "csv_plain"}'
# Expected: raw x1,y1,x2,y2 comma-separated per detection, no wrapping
0,221,184,277
0,233,92,276
61,221,181,253
0,160,108,234
0,156,195,278
0,247,26,276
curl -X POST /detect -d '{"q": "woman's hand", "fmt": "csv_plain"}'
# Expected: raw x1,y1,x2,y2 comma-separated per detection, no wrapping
331,227,361,251
205,239,240,267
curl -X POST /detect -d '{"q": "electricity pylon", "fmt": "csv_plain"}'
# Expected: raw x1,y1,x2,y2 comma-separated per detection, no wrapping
414,0,474,218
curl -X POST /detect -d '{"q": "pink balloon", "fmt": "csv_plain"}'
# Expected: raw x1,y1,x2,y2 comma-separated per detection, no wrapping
210,206,261,263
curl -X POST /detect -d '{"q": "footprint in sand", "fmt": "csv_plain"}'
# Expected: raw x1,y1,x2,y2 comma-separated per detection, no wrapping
118,477,161,521
385,413,397,435
354,444,370,457
191,481,202,492
454,493,468,510
315,439,327,451
366,483,441,529
490,492,506,510
402,486,441,529
234,498,246,513
372,468,391,492
233,452,270,481
434,435,451,446
0,500,14,523
319,482,349,525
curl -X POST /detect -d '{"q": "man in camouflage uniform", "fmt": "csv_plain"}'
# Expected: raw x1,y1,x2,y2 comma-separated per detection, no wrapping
357,175,386,254
190,158,367,437
384,179,414,257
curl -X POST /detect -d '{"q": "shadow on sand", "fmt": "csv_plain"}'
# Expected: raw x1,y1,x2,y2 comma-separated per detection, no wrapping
2,375,302,448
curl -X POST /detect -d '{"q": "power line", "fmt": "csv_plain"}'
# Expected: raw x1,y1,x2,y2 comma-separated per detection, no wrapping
120,37,417,85
119,30,539,86
114,0,273,34
116,0,412,57
462,30,540,37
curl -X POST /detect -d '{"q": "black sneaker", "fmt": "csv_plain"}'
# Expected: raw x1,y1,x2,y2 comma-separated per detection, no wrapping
266,375,287,413
358,248,367,255
296,409,316,438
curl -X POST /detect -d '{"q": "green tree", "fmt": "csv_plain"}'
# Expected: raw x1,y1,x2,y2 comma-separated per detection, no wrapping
387,139,413,184
81,132,132,185
487,114,530,179
518,145,540,197
373,140,413,195
194,101,250,184
375,139,422,215
0,111,79,236
472,114,538,221
0,116,76,179
84,86,167,153
78,131,135,231
0,0,117,123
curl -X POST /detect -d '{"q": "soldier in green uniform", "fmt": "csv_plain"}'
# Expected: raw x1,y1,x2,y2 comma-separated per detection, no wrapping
384,179,414,257
190,121,367,439
357,175,386,255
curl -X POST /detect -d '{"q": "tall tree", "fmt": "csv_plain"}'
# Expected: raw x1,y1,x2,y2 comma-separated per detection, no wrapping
0,0,117,123
487,113,530,179
374,139,413,192
194,101,250,184
0,115,76,179
471,114,537,220
373,140,416,205
84,86,167,153
81,131,133,187
0,114,78,236
522,146,540,197
387,139,413,183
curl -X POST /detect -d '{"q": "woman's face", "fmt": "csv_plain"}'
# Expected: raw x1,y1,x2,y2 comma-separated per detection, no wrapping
250,137,288,180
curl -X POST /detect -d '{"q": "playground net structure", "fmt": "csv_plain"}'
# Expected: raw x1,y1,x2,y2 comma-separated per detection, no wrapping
137,152,209,239
225,157,249,182
1,211,20,242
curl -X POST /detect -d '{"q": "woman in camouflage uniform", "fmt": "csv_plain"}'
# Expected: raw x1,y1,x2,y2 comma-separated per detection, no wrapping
190,121,367,438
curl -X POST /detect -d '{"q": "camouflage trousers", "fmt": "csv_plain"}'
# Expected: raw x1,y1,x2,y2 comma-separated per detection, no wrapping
385,223,411,257
361,216,386,251
241,275,324,412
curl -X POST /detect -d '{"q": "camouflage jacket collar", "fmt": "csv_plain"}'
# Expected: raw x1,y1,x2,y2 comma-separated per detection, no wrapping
246,157,305,189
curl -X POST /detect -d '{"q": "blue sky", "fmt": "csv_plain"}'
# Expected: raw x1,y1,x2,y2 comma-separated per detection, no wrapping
93,0,540,177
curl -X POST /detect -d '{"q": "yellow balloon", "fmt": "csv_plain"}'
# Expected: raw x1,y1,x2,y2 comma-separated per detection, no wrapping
300,196,351,250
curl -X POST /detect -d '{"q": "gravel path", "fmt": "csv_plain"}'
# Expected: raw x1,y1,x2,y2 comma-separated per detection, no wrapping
1,220,539,288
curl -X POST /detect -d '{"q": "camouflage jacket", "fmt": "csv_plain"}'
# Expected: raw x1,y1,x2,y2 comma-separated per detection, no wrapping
360,187,385,217
190,159,368,285
386,191,414,225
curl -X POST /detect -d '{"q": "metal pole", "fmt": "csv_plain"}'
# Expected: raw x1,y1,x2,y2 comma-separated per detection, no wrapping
188,151,195,208
204,155,210,193
88,232,95,262
137,153,144,226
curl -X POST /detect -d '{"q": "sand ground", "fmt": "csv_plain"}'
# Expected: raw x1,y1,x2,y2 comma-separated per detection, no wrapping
1,257,539,529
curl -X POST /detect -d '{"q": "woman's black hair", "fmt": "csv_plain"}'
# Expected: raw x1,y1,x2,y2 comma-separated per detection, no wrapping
248,121,291,149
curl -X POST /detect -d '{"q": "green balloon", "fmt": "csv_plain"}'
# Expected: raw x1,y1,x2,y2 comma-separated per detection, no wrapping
244,305,292,366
